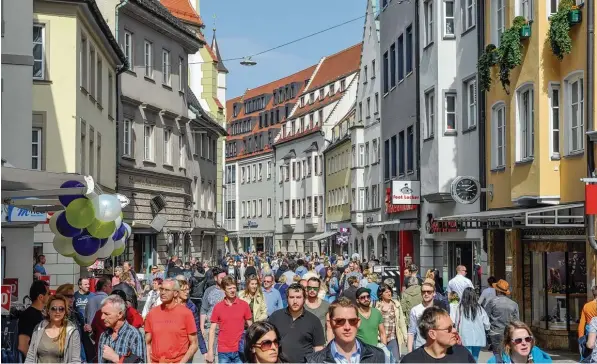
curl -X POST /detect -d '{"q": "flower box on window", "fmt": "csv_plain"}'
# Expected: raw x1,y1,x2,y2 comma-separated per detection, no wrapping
568,8,582,25
519,24,532,39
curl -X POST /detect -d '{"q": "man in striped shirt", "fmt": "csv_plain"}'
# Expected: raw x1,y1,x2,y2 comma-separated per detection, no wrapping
97,295,146,363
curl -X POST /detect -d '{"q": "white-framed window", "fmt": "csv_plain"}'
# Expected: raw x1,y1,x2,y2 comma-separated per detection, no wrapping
445,92,456,131
144,123,154,161
80,34,88,89
206,136,211,160
247,165,252,182
89,127,95,179
33,24,45,79
193,131,202,155
178,57,184,91
163,129,171,164
96,57,103,104
443,0,455,37
258,199,263,217
494,0,506,45
123,31,133,64
32,127,42,170
425,90,435,137
464,78,477,129
520,0,533,20
358,188,365,210
365,142,370,166
516,84,535,160
359,144,365,167
179,134,186,168
162,49,171,85
123,119,132,157
80,120,87,174
492,103,506,168
372,139,378,165
549,83,560,157
253,200,257,218
565,73,584,153
252,164,256,182
89,46,96,97
267,198,272,217
144,40,153,78
258,163,263,180
424,0,434,45
241,201,245,218
267,161,272,179
548,0,561,16
463,0,476,30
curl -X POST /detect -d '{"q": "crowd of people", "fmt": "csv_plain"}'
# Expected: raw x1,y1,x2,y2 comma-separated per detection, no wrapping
12,251,561,363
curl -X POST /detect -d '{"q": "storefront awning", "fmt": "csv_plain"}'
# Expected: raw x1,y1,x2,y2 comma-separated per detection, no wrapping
307,231,338,241
435,203,584,229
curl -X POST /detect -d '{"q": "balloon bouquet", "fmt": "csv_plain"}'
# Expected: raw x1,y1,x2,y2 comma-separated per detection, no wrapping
49,181,131,267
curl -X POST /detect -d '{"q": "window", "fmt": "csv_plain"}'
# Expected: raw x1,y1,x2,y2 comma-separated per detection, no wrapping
398,131,405,175
424,0,434,45
80,120,86,174
206,136,211,160
492,103,506,168
162,49,171,85
144,41,153,78
365,142,370,166
520,0,533,20
96,57,103,104
258,163,263,180
549,84,560,157
390,136,397,177
163,129,171,164
364,65,368,81
340,79,346,91
444,0,455,37
241,202,245,218
359,144,365,167
267,198,272,217
144,123,154,161
179,57,184,91
123,119,132,157
108,72,114,117
319,109,324,125
359,102,363,122
252,164,256,182
464,78,477,129
406,26,413,73
549,0,560,15
32,128,42,170
366,98,371,118
358,189,365,211
407,126,414,172
372,59,376,78
372,139,378,165
517,85,535,160
80,34,87,88
318,196,323,215
123,31,133,63
267,161,272,179
97,134,102,184
89,46,96,97
425,90,435,138
33,24,46,80
397,35,404,81
259,199,263,217
89,127,95,179
445,92,456,131
383,51,389,94
494,0,506,45
464,0,476,29
375,93,380,114
566,75,584,153
390,43,396,88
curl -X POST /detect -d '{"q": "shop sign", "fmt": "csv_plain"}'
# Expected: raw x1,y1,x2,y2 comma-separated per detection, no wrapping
5,205,47,222
391,181,421,205
426,218,466,233
385,188,418,214
243,221,258,228
2,279,18,301
1,285,11,315
366,216,375,223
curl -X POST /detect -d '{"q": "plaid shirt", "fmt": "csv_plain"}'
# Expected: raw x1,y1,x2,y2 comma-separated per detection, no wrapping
97,320,146,363
381,304,397,342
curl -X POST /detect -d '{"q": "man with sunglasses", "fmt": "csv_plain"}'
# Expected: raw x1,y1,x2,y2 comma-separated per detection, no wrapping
304,277,332,342
407,279,437,353
268,283,325,363
447,265,473,300
401,306,475,363
305,297,391,363
355,287,387,347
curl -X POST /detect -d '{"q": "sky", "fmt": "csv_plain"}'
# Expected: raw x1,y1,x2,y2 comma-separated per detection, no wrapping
198,0,366,99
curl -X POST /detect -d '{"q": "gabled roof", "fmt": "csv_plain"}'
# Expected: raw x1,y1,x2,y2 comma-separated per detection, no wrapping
211,30,229,74
159,0,204,27
137,0,204,44
304,43,362,93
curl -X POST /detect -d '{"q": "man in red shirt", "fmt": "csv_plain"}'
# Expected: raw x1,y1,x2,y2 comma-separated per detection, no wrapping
145,278,198,363
206,276,252,363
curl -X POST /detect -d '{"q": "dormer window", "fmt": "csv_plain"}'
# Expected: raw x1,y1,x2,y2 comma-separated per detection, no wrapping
340,79,346,91
319,89,324,100
330,83,335,95
300,96,305,107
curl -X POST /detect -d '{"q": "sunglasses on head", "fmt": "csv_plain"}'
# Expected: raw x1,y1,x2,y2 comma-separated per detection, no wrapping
511,336,533,345
331,318,360,327
50,306,65,313
254,339,279,351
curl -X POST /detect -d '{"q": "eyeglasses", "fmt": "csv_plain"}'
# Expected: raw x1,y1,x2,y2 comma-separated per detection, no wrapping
421,290,435,295
358,295,371,300
254,339,279,351
307,286,320,291
50,306,66,313
511,336,533,345
433,326,454,333
331,318,360,327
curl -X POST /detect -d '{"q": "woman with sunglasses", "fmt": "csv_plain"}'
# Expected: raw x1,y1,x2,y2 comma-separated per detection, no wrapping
243,321,287,363
488,321,551,363
376,284,407,361
55,284,91,362
25,294,81,363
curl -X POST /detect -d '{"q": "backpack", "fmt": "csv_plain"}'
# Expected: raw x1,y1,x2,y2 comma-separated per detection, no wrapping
2,308,23,363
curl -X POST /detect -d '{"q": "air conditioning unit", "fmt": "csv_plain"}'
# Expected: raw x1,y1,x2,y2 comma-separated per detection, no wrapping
150,195,167,214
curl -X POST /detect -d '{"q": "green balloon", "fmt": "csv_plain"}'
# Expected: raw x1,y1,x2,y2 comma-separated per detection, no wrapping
111,244,125,257
87,219,116,239
65,198,95,229
73,254,96,267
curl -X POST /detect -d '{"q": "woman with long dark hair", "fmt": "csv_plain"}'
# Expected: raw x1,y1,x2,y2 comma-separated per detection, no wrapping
451,287,490,361
243,321,286,363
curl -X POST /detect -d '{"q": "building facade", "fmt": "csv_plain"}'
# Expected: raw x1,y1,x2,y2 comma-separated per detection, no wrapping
274,44,362,254
224,66,316,253
350,0,384,261
379,0,419,267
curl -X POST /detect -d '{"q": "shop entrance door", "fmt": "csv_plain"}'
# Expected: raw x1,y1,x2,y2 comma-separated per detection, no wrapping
447,241,480,287
133,234,157,276
255,237,264,252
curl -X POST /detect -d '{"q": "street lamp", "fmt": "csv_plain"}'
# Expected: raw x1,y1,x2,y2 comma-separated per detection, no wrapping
240,57,257,66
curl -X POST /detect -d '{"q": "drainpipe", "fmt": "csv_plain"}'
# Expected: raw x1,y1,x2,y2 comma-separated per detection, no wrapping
414,0,422,262
586,0,597,250
477,0,486,213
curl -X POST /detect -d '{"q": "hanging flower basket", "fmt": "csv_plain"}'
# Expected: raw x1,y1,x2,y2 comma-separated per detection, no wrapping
568,8,582,25
519,24,532,39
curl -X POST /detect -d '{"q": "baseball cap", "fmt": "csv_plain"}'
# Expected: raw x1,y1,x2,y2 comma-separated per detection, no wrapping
211,267,225,276
356,287,371,298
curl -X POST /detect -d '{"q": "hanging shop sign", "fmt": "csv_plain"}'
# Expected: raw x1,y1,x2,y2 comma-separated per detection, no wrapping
4,205,47,222
385,188,418,214
426,215,466,233
392,181,421,205
1,285,11,315
243,221,259,229
2,278,18,302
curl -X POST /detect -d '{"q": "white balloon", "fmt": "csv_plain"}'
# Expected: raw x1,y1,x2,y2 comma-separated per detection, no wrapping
73,252,99,267
96,238,115,259
49,211,62,235
113,237,125,250
123,222,132,238
114,215,122,229
52,234,75,256
94,194,122,222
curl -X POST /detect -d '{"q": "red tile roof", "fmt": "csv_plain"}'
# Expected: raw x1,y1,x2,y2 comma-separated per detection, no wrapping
204,44,218,63
292,91,344,119
304,43,362,93
160,0,204,27
213,97,224,109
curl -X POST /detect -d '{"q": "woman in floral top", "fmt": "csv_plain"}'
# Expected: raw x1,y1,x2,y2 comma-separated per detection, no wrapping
376,283,407,361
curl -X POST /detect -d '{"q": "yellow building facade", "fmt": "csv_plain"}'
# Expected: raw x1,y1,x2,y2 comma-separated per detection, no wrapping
33,0,125,191
480,0,589,350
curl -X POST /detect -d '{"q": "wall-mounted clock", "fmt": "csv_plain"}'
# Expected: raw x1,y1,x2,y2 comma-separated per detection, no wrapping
450,176,481,204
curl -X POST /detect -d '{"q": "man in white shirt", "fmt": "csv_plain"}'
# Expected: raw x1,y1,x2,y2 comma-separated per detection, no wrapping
407,279,436,352
447,265,474,299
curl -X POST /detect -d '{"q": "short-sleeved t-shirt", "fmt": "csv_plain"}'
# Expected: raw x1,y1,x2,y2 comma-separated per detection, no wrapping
17,306,44,349
145,304,197,362
268,308,326,363
210,297,252,353
401,344,476,363
200,286,225,329
357,308,383,346
305,300,329,336
74,291,94,318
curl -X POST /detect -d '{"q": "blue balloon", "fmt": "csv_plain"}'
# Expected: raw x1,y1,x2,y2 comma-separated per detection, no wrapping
99,237,109,248
72,231,102,256
59,180,85,207
112,223,127,241
56,212,82,238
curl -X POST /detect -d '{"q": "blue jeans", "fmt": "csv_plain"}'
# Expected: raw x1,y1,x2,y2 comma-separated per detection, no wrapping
466,346,482,362
218,351,242,363
386,338,400,361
